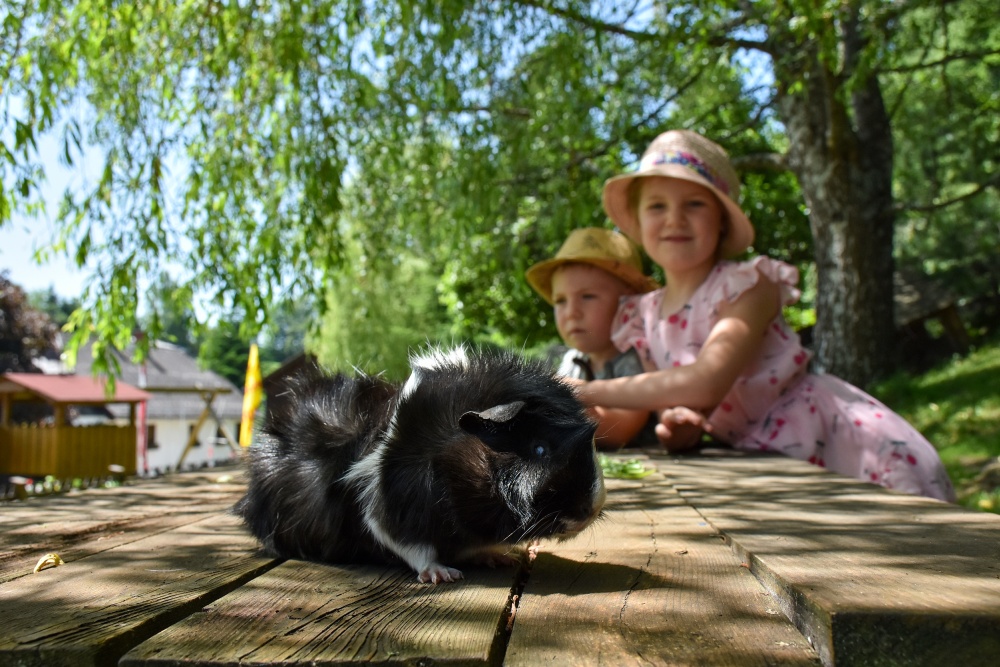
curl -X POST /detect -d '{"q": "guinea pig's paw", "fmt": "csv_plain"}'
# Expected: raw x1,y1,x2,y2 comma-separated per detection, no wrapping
417,563,464,584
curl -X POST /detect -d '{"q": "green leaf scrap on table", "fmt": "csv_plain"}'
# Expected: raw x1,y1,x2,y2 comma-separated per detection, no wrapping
599,455,656,479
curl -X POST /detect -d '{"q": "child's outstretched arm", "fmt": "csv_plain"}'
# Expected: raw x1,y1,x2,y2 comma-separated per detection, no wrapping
587,406,651,450
575,273,782,412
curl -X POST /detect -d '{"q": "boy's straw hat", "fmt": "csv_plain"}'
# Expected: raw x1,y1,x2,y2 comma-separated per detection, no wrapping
602,130,754,258
526,227,659,305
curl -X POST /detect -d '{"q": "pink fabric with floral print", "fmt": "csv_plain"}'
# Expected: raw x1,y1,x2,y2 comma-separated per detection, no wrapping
612,257,955,501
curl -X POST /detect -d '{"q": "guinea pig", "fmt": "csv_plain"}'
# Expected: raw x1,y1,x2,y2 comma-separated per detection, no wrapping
234,345,606,583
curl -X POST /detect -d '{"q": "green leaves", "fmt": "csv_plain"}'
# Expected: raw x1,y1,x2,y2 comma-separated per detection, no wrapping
0,0,807,371
599,455,656,480
1,0,995,381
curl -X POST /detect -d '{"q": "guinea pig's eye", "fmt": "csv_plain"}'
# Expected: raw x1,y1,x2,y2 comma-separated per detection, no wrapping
532,441,549,458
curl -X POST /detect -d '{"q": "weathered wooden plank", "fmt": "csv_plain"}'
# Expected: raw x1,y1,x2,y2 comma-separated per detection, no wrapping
121,559,521,666
659,452,1000,666
0,468,247,584
0,468,246,539
0,510,242,585
506,473,821,666
6,451,999,667
0,513,277,667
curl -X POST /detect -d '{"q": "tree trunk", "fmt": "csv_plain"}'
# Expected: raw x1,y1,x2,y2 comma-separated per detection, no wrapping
773,36,896,388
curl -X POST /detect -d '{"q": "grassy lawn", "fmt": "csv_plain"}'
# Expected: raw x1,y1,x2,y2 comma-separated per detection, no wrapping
874,338,1000,513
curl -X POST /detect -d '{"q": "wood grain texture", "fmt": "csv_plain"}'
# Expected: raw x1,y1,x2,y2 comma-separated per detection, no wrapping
0,513,276,667
120,558,521,667
506,474,821,666
0,468,246,540
0,467,247,584
658,451,1000,666
4,454,1000,666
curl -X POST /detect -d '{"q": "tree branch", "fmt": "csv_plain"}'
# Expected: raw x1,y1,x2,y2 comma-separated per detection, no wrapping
515,0,775,56
0,0,31,87
454,105,532,119
732,152,788,172
881,48,1000,74
495,69,708,188
516,0,656,40
898,172,1000,214
712,86,776,140
869,0,966,32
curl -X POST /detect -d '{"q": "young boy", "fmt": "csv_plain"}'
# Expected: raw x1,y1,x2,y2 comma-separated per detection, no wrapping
526,227,660,449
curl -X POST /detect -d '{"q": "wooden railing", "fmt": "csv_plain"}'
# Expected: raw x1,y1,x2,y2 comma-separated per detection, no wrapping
0,424,137,478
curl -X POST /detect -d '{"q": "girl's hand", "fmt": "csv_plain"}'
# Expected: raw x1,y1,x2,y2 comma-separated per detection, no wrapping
655,407,710,452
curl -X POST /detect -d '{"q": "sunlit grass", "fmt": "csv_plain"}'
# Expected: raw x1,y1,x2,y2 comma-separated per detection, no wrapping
874,339,1000,512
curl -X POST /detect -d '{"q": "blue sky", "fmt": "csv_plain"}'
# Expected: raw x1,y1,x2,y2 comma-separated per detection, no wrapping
0,218,84,299
1,129,91,300
1,211,89,304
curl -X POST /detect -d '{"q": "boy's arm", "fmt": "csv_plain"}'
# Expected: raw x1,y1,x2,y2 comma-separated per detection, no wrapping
589,406,652,450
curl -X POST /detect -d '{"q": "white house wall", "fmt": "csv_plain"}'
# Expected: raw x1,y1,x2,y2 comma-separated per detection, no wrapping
140,417,242,475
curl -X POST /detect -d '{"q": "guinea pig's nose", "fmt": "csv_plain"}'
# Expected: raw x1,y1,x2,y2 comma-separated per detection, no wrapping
560,479,606,536
558,502,603,537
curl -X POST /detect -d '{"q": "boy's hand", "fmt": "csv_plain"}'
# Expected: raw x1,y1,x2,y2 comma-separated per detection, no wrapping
655,407,709,452
560,376,593,406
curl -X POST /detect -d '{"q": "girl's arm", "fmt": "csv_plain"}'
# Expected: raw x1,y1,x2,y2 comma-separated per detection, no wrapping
575,273,782,412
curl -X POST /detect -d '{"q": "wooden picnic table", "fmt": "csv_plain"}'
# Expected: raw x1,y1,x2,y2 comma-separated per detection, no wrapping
1,449,998,667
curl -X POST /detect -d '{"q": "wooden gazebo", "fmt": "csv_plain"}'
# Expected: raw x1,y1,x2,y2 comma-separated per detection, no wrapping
0,373,150,479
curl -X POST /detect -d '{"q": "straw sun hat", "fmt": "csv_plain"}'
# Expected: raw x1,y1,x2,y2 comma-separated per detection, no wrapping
526,227,659,305
602,130,754,258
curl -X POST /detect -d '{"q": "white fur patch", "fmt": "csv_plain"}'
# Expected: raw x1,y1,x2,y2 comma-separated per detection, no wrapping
393,345,470,433
398,367,423,403
344,344,474,583
343,441,450,582
397,345,467,404
409,345,469,372
341,447,384,527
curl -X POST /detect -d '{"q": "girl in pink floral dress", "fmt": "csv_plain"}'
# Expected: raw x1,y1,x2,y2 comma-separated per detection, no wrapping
574,130,955,501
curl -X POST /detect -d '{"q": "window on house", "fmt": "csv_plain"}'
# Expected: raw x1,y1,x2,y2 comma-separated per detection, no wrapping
147,424,159,450
188,424,201,448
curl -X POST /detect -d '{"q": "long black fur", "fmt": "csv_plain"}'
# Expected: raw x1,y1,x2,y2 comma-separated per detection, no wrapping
234,346,605,581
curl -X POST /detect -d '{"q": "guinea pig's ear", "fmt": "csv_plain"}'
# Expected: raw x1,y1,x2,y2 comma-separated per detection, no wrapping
459,401,525,450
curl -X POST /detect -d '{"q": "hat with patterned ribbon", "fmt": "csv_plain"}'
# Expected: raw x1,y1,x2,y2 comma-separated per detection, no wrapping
602,130,754,258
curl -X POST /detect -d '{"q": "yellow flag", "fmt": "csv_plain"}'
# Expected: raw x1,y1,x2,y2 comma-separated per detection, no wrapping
239,344,263,447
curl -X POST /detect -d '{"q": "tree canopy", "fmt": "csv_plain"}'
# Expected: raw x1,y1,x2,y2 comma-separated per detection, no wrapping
2,0,997,386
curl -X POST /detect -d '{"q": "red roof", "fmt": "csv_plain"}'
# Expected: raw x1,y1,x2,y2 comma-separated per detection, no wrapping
0,373,150,404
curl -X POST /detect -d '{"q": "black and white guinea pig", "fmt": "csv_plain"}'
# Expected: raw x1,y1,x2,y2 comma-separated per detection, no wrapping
234,345,606,583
